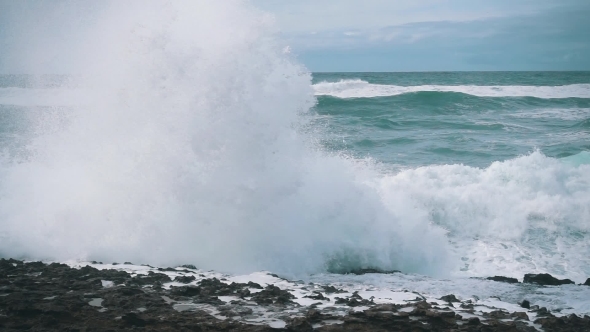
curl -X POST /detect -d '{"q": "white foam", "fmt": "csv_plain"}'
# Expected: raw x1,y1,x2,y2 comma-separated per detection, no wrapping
378,150,590,280
509,108,590,121
101,280,115,288
313,79,590,99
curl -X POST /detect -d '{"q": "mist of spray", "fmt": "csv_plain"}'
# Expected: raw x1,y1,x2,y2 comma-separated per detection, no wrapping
0,0,451,276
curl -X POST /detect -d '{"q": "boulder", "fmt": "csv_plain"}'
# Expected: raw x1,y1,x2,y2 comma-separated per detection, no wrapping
487,276,519,283
523,273,574,286
174,275,196,283
439,294,460,303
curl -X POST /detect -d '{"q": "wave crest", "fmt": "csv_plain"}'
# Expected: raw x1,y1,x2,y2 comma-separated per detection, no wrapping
313,79,590,99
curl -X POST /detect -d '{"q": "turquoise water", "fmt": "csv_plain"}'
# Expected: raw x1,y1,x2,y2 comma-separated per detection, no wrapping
3,72,589,169
312,72,590,168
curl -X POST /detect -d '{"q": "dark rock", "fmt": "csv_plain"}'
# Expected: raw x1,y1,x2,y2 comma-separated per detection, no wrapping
439,294,460,303
199,278,249,296
468,317,481,325
170,285,201,297
157,267,177,272
535,313,590,331
246,281,263,289
534,307,551,317
251,284,295,305
521,300,531,309
346,268,401,275
174,275,196,283
121,313,147,327
584,278,590,286
303,291,329,301
323,285,346,294
180,264,197,269
2,258,586,332
334,291,374,307
511,311,529,321
286,317,314,332
523,273,574,286
487,275,519,283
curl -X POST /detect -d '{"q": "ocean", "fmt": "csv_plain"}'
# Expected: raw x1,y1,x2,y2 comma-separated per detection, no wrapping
312,72,590,168
0,1,589,319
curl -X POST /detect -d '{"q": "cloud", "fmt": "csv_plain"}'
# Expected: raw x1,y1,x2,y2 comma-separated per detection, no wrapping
343,31,361,36
252,0,567,33
272,2,590,71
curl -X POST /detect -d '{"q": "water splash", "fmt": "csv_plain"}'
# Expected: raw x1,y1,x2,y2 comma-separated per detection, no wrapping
0,0,449,276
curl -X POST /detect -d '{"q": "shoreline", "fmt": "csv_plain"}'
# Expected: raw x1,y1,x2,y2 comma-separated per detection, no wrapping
1,259,589,331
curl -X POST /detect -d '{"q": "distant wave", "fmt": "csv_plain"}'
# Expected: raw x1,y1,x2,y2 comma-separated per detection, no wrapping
313,79,590,99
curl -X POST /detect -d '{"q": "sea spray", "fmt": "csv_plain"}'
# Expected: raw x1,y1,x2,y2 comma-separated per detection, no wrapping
0,1,450,276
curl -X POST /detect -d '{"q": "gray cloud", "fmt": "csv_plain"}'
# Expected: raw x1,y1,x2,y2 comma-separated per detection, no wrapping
278,2,590,71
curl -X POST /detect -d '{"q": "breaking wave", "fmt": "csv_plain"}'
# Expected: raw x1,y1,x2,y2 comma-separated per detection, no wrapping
0,0,449,277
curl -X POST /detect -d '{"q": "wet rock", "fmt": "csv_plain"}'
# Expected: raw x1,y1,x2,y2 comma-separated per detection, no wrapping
439,294,460,303
520,299,531,309
199,278,252,296
334,291,374,307
286,317,314,332
246,281,263,289
511,311,529,321
170,285,201,297
523,273,574,286
157,267,177,272
487,275,519,283
534,306,551,317
323,285,346,294
174,275,196,283
346,268,401,275
425,308,455,318
180,264,197,269
303,291,329,301
128,271,171,286
366,303,398,312
251,284,295,305
535,313,590,331
2,258,588,332
467,317,481,325
121,313,147,327
584,278,590,286
485,310,511,320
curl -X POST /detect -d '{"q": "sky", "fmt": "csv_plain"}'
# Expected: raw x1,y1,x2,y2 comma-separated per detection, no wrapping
0,1,588,73
253,0,590,72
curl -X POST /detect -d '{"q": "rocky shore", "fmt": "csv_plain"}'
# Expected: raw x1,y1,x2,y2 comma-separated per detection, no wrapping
1,259,589,331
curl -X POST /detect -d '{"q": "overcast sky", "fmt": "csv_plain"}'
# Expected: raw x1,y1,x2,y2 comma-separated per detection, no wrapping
253,0,590,72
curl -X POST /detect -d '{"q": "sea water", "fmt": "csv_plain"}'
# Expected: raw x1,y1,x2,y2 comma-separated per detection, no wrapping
0,1,589,304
